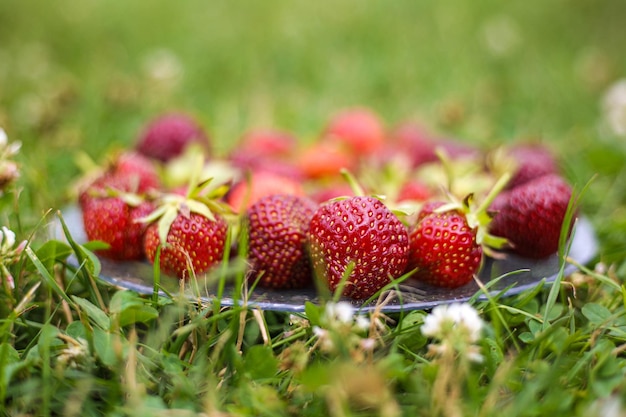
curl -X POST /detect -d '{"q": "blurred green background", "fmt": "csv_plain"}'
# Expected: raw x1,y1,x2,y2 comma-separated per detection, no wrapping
1,0,625,258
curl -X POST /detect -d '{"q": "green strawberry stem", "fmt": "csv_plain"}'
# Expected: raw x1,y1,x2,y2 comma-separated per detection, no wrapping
474,172,512,217
340,168,366,197
433,172,512,253
434,147,454,192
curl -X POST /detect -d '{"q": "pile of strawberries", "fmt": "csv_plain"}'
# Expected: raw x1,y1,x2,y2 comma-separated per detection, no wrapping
77,108,575,301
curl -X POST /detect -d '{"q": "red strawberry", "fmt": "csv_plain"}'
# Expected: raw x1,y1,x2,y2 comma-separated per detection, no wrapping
143,197,229,279
229,129,303,179
226,171,305,213
82,193,154,261
136,112,209,162
486,143,559,190
77,151,161,207
489,174,574,259
505,144,559,190
113,151,162,193
308,196,410,300
324,107,386,155
309,182,356,205
407,206,483,288
406,176,510,288
246,194,318,289
387,121,438,168
232,129,297,161
396,180,432,203
297,141,357,180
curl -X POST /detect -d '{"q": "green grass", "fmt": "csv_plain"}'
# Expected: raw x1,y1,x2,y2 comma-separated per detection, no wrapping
1,0,626,415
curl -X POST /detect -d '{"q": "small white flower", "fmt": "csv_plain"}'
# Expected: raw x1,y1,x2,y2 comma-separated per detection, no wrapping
354,315,370,332
603,79,626,137
324,301,355,324
422,303,484,343
312,326,326,338
1,226,16,250
466,348,484,364
360,338,376,351
312,326,334,351
0,128,7,148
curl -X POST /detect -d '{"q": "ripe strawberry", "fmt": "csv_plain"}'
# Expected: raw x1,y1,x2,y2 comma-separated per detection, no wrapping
297,141,357,180
396,180,432,203
229,129,303,179
309,182,356,205
113,151,162,192
136,112,209,162
82,192,154,261
387,121,438,168
226,171,305,213
308,196,410,300
407,206,483,288
486,143,559,190
489,174,574,259
142,196,229,279
231,129,297,161
406,176,510,288
77,151,161,207
505,144,559,190
324,107,386,155
246,194,318,289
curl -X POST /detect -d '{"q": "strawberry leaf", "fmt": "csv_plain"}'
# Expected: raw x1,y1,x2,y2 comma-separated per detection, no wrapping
157,206,179,246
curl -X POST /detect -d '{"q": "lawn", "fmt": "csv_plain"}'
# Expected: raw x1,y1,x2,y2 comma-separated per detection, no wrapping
1,0,626,415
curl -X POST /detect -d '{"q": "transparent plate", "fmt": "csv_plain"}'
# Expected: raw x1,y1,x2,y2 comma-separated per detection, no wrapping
54,205,598,313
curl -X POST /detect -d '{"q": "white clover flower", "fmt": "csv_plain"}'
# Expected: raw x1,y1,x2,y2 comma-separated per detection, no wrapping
422,303,484,343
354,315,371,332
603,79,626,137
324,301,356,325
360,338,376,352
312,326,334,351
0,226,16,250
0,128,7,148
0,225,27,290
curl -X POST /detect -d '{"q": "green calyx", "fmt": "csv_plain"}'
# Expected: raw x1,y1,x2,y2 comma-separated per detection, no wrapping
434,172,511,256
139,154,234,246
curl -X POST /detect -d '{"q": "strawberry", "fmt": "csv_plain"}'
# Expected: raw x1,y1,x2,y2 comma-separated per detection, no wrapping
229,129,303,179
489,174,574,259
136,112,209,162
387,121,438,168
407,205,483,288
231,129,297,161
323,107,386,155
82,192,154,261
297,141,357,180
486,143,559,190
309,182,356,205
406,176,510,288
308,196,410,300
113,151,162,193
396,180,432,203
141,168,232,279
246,194,318,289
505,144,559,190
142,195,229,279
77,151,161,207
226,171,305,213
